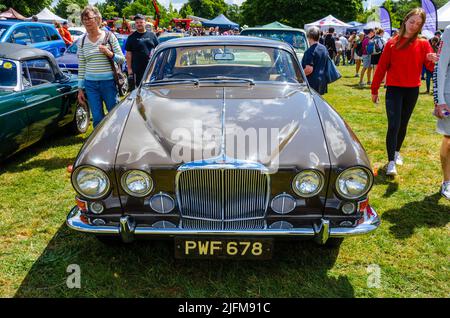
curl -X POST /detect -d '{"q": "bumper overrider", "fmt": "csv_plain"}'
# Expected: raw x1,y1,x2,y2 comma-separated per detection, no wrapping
66,205,380,244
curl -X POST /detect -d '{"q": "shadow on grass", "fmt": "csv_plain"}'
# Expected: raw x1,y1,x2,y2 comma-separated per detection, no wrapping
15,223,355,298
373,172,399,198
0,134,86,175
382,192,450,239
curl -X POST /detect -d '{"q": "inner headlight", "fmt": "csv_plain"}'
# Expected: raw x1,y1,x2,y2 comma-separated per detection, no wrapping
121,170,153,197
336,167,373,199
72,166,110,199
292,170,324,197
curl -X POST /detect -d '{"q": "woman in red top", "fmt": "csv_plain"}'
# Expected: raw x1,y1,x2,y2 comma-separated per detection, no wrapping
371,8,436,176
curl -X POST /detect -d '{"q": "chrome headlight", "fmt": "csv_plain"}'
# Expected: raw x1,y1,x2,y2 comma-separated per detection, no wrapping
336,167,373,199
292,169,324,197
121,170,153,197
72,166,110,199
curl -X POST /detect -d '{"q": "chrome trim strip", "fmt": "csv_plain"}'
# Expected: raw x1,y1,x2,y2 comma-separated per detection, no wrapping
66,206,380,241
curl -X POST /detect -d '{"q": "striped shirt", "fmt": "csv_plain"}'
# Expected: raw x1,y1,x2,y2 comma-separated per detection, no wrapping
77,30,125,88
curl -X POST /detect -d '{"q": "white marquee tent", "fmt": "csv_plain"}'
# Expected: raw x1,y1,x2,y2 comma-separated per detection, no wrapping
438,1,450,29
304,15,352,34
26,8,66,23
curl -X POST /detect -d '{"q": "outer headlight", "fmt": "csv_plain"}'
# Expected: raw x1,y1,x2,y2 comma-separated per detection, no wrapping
72,166,111,199
292,169,324,197
336,167,373,200
121,170,153,197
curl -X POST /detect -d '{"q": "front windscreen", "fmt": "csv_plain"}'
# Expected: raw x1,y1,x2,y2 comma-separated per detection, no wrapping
0,58,17,88
147,45,304,84
241,30,308,54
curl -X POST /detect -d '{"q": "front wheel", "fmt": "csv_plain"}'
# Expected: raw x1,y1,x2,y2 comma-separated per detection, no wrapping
70,103,90,134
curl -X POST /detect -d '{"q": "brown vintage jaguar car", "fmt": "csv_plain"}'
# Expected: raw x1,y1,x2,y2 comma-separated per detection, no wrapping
67,36,379,259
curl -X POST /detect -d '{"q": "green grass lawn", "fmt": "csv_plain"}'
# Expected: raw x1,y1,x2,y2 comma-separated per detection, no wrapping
0,65,449,297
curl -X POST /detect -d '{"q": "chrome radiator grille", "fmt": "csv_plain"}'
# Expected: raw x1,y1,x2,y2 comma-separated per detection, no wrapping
177,169,269,230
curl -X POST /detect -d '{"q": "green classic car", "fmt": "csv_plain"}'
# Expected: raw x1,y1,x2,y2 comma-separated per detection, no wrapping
0,43,89,161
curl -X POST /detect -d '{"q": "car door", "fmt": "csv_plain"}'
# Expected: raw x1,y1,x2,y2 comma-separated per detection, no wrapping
8,25,32,46
0,59,28,159
21,58,64,144
27,25,53,54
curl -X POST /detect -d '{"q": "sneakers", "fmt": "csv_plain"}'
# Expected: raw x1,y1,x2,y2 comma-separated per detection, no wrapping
394,151,403,165
358,82,365,88
367,81,372,85
386,161,397,176
440,182,450,199
354,73,359,77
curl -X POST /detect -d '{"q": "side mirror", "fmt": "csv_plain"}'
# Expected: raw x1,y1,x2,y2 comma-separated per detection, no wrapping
60,47,66,54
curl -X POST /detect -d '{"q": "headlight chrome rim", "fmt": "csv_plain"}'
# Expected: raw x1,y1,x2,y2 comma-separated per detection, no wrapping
335,166,373,200
121,169,154,197
291,169,324,198
71,165,111,200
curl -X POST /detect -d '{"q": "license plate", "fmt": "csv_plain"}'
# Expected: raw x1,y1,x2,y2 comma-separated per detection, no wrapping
174,237,273,259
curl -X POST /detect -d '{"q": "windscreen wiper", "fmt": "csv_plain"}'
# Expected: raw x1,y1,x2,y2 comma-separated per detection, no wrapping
144,79,199,87
198,76,255,86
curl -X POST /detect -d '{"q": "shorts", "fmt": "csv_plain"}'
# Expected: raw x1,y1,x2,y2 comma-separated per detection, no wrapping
437,93,450,135
362,55,372,68
371,53,381,65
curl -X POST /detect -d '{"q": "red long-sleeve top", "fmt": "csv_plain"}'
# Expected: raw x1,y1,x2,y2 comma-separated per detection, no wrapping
371,36,434,95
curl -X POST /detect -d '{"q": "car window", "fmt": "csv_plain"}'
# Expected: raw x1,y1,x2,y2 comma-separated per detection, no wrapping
10,26,32,45
0,58,18,89
45,26,61,41
148,45,304,83
29,26,49,43
241,30,308,54
69,30,83,36
22,58,55,85
66,40,78,54
0,25,10,40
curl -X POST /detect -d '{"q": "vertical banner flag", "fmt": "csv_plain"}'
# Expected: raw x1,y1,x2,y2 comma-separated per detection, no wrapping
422,0,438,37
379,6,392,36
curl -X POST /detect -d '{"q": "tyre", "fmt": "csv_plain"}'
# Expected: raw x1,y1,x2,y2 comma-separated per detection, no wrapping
70,103,90,134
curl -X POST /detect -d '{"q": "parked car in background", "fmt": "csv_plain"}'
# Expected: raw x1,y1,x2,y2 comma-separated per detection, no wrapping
0,44,89,161
68,26,86,41
240,27,309,60
57,33,128,74
157,32,184,44
66,36,379,257
0,21,66,58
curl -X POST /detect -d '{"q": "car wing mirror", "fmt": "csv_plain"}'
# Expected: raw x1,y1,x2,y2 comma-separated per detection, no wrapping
60,47,66,54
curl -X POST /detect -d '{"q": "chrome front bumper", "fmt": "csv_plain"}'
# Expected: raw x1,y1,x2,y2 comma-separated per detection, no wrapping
66,206,380,244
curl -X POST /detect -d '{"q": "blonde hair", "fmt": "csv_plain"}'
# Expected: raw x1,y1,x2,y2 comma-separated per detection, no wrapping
395,8,426,49
81,5,102,27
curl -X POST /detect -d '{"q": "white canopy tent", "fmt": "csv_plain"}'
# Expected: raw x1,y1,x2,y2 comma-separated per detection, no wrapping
438,1,450,29
26,8,66,23
304,15,352,34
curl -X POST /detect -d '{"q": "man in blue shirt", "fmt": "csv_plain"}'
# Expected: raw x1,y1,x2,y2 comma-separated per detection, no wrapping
302,26,329,95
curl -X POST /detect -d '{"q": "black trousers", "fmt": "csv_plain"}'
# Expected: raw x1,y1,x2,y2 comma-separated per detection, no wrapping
385,86,419,161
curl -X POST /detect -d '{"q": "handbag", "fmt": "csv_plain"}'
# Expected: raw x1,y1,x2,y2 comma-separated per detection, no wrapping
325,56,342,84
103,31,128,96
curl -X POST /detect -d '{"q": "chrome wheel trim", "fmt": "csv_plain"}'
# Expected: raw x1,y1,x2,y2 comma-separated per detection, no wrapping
76,104,88,131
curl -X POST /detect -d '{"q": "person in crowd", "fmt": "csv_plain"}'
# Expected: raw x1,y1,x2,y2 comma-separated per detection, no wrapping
301,26,329,95
77,5,125,128
424,35,440,94
125,14,159,89
31,15,38,22
101,21,110,31
339,33,349,65
359,28,375,88
370,28,385,74
334,36,343,66
371,8,436,176
324,27,337,60
347,32,357,65
353,32,364,77
433,26,450,198
55,21,73,47
121,16,131,34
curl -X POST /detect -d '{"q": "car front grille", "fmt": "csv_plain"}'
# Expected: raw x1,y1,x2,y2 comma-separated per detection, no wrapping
177,169,270,230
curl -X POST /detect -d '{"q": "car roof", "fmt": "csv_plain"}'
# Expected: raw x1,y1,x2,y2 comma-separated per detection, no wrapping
241,27,306,33
0,21,55,27
156,35,294,51
0,43,55,61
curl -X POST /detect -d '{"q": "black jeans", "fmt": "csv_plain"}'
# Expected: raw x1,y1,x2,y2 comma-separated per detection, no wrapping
385,86,419,161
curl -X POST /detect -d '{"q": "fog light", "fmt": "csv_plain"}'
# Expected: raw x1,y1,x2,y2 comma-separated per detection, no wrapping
149,193,175,214
269,221,293,229
90,201,104,214
271,194,296,214
92,218,106,226
151,220,176,228
340,221,353,227
341,202,356,215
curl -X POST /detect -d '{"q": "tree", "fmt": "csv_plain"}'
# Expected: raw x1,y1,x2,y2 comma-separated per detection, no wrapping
226,4,241,25
240,0,363,28
105,0,133,16
96,2,119,19
180,0,228,20
0,0,52,16
179,4,194,18
54,0,88,19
